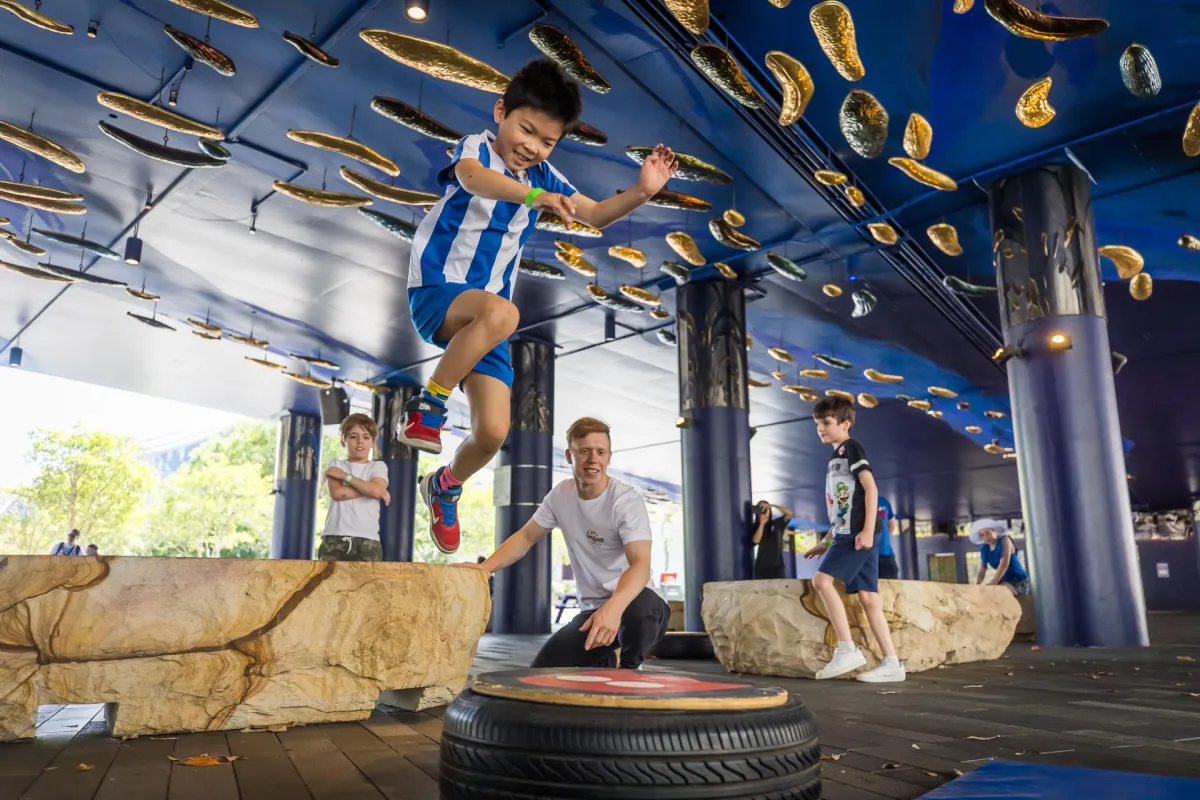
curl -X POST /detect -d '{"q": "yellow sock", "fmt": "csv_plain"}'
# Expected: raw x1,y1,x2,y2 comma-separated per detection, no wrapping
423,379,451,405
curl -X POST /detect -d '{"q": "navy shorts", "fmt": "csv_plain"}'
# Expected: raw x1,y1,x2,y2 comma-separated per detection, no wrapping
409,284,514,388
819,534,880,594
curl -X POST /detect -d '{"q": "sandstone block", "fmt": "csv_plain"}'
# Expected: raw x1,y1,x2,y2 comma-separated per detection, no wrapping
701,579,1020,678
0,556,490,740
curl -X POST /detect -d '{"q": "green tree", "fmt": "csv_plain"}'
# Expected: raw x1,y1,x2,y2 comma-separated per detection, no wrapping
0,427,153,554
142,455,273,558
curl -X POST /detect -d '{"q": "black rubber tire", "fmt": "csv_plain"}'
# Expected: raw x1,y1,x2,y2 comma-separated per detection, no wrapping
439,688,821,799
649,631,716,661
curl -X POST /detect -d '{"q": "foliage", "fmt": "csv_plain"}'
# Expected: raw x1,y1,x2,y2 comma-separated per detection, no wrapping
0,427,153,554
412,454,497,565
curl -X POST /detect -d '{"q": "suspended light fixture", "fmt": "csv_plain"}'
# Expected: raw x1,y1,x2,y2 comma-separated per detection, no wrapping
124,236,142,265
87,19,99,38
405,0,430,21
249,205,258,235
8,345,22,368
604,311,615,342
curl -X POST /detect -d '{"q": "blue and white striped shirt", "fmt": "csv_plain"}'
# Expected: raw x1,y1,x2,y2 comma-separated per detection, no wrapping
408,131,577,299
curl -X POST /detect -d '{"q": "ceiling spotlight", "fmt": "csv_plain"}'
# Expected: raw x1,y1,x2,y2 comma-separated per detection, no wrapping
674,414,693,429
1047,332,1073,351
124,235,143,265
8,346,22,368
991,344,1021,366
405,0,429,21
168,88,179,107
603,311,615,342
87,19,98,38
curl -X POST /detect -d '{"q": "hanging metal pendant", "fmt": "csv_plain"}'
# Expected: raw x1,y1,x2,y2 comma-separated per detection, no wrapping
983,0,1108,41
815,170,847,186
188,318,222,334
908,399,932,411
0,180,82,202
587,284,644,313
714,262,737,279
691,44,765,109
0,120,85,173
667,231,706,266
0,0,73,33
840,90,889,158
708,218,761,251
556,240,584,258
1098,245,1144,279
97,92,225,140
663,0,708,35
358,208,418,241
196,331,225,342
864,368,903,383
764,51,814,125
164,25,236,76
954,0,975,14
814,353,852,369
927,223,963,256
536,212,603,237
748,377,772,388
1120,44,1161,98
99,121,228,168
810,1,865,81
530,24,610,94
867,222,898,245
169,0,258,27
657,328,678,347
245,356,282,369
609,246,647,268
0,232,45,257
890,158,957,191
903,113,933,160
339,167,440,205
985,410,1007,419
283,372,334,389
1016,77,1055,128
1,259,73,281
290,354,340,370
126,287,160,301
723,209,745,227
619,285,662,307
822,284,842,297
1180,234,1200,251
768,347,795,363
565,120,607,147
623,188,712,212
283,31,339,67
857,393,878,408
650,308,670,320
660,261,692,285
360,30,511,94
228,332,268,348
851,289,877,318
555,250,598,277
827,389,856,403
0,189,85,214
198,139,231,160
800,368,828,379
943,275,997,297
371,97,462,143
929,386,958,399
626,146,733,184
845,186,866,207
289,130,399,176
273,181,372,207
766,251,807,281
1184,101,1200,157
31,229,120,259
1130,273,1152,300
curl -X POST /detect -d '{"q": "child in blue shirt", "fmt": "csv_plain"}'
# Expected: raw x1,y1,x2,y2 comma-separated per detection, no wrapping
969,518,1031,596
398,59,678,555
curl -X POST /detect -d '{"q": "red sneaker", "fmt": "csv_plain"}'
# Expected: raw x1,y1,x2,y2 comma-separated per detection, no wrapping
420,468,461,554
398,393,445,454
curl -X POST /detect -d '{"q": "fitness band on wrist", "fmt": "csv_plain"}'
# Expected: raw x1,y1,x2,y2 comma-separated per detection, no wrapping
343,475,353,486
524,188,545,208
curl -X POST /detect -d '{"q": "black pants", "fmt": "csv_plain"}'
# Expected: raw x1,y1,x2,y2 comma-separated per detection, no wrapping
878,554,899,580
531,588,669,670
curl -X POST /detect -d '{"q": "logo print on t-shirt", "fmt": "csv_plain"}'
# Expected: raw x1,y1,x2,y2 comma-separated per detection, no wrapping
586,529,604,544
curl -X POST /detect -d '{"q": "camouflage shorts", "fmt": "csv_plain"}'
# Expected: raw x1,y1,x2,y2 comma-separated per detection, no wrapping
317,536,383,562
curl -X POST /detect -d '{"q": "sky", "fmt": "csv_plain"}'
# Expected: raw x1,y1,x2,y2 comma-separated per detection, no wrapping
0,365,247,488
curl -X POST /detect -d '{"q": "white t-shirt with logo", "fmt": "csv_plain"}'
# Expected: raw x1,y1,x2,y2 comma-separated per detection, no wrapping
532,477,653,611
321,459,389,541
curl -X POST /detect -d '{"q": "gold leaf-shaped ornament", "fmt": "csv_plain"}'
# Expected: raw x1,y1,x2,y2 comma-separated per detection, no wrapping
815,170,847,186
983,0,1108,41
764,51,814,126
840,90,889,158
664,0,709,34
169,0,258,27
868,222,898,245
1130,272,1152,300
1184,101,1200,157
890,158,957,191
927,223,963,256
691,44,765,109
903,114,933,160
723,209,745,227
608,245,647,268
845,186,866,207
0,120,86,173
97,92,225,140
1098,245,1144,279
1016,77,1055,128
273,181,372,208
289,131,399,176
0,0,73,33
359,30,511,94
810,2,865,81
666,231,706,266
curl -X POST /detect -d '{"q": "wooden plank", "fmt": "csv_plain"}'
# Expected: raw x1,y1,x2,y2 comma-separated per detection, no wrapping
17,731,121,800
818,762,923,800
342,748,440,800
233,755,313,799
320,722,389,752
359,713,427,747
0,734,75,777
399,741,440,782
94,737,176,800
277,725,331,750
820,779,895,800
377,711,441,743
226,730,287,760
285,737,384,800
168,732,238,800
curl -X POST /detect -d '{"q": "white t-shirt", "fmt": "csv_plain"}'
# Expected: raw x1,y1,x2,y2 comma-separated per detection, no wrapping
321,459,389,541
532,478,653,610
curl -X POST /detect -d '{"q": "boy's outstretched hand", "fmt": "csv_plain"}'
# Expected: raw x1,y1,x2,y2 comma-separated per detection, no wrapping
533,191,577,230
804,542,829,560
636,143,679,198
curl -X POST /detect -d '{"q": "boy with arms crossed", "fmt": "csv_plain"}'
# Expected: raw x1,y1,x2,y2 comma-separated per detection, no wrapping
397,59,678,555
804,397,905,682
320,414,391,562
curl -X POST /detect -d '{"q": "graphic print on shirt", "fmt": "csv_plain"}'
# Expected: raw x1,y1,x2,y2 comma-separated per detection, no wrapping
586,529,604,544
827,455,856,536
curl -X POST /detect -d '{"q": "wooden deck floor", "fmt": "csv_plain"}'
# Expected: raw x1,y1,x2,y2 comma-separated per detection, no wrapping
3,613,1198,800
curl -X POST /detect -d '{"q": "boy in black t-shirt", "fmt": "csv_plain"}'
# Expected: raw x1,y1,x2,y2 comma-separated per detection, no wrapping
803,397,905,682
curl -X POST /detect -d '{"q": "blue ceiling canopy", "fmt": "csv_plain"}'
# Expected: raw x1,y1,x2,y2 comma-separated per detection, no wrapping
0,0,1192,520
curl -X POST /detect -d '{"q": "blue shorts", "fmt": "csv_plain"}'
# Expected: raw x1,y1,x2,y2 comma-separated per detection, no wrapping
408,284,513,388
819,534,880,594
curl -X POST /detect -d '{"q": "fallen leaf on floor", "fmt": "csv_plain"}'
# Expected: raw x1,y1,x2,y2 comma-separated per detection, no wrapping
820,753,844,761
882,763,903,770
963,685,984,689
876,690,899,695
912,744,921,749
76,763,94,771
168,754,240,766
954,769,964,776
1178,656,1196,663
967,735,999,741
925,770,940,777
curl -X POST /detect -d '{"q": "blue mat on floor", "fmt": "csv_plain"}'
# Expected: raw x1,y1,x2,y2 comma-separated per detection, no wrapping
920,760,1200,799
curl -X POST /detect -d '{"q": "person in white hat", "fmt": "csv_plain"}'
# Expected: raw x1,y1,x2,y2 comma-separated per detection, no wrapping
969,518,1031,596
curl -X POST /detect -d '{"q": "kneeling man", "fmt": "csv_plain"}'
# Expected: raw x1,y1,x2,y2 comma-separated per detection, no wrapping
463,417,669,669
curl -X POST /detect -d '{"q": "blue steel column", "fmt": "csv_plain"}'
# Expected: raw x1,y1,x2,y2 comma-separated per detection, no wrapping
989,164,1148,647
271,412,322,560
677,279,753,632
492,339,554,634
373,386,419,562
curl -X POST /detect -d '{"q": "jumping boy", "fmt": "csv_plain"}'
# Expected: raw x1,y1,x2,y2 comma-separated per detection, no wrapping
320,413,391,562
803,396,905,682
398,58,679,554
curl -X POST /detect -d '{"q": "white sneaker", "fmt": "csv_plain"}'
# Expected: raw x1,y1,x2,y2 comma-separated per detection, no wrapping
815,647,867,680
856,658,907,683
